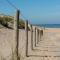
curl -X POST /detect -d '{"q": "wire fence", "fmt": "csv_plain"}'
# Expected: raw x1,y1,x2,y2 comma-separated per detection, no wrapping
0,1,44,60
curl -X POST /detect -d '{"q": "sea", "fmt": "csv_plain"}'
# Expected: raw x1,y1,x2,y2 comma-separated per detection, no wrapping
36,24,60,28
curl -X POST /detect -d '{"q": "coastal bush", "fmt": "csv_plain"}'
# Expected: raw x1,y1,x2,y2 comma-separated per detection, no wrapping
0,15,30,30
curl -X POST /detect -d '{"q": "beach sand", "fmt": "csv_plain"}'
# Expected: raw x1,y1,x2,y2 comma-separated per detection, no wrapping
44,28,60,33
0,28,60,60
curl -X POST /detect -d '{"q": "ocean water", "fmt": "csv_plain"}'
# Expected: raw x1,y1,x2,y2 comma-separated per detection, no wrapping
37,24,60,28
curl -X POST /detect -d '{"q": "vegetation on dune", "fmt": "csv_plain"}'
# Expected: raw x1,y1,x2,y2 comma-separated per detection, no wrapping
0,16,13,28
19,19,25,29
0,15,25,29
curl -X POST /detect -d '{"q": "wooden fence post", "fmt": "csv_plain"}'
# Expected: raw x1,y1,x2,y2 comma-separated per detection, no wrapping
25,20,29,57
30,25,33,50
40,30,43,41
35,27,37,46
36,28,38,44
14,10,20,60
37,29,39,44
39,30,41,41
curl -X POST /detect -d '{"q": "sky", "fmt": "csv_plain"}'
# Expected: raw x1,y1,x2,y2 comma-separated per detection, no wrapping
0,0,60,24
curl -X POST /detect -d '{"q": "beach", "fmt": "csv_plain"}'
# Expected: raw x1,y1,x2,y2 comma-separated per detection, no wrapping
0,28,60,60
44,28,60,33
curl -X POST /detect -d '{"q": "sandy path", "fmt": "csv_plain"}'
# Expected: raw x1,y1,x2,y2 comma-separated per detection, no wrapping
0,28,60,60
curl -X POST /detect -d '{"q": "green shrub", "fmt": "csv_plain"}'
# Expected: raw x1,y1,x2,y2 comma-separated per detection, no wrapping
0,15,30,30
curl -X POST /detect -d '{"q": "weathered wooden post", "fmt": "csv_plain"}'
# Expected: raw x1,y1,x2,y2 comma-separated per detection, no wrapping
40,30,43,41
36,28,38,44
35,27,37,46
39,30,41,41
37,29,39,44
38,29,40,42
25,20,29,57
14,10,20,60
30,25,33,49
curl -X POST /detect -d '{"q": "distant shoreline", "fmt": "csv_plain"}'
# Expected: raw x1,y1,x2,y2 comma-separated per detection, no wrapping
33,24,60,28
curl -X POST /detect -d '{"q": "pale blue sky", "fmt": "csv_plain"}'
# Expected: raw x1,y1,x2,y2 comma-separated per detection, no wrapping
0,0,60,24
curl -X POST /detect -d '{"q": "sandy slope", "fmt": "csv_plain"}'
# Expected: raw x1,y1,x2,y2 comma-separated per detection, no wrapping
0,28,60,60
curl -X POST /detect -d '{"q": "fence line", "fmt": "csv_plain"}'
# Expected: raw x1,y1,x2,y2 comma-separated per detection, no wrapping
24,19,44,57
0,9,44,59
